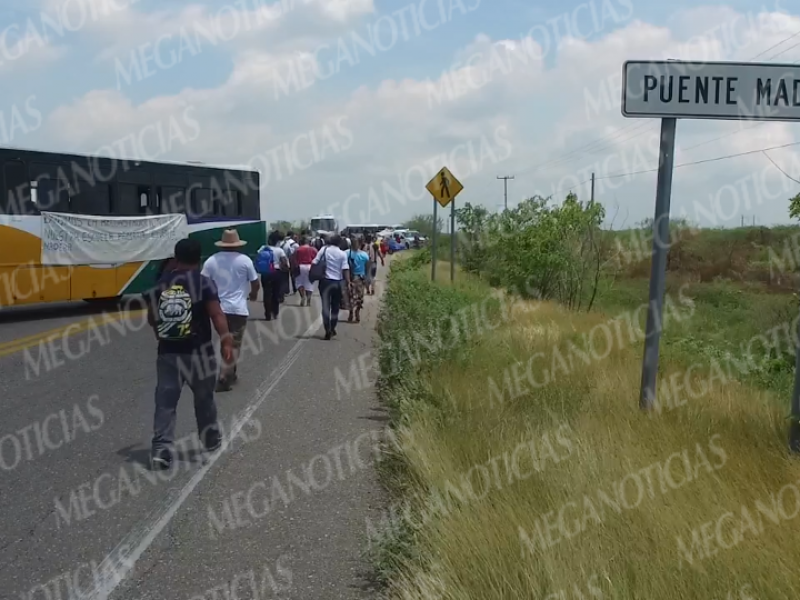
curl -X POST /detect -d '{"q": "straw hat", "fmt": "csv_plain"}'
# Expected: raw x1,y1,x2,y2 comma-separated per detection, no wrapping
215,229,247,248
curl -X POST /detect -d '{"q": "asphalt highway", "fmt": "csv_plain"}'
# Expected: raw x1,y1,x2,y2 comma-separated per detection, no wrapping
0,272,389,600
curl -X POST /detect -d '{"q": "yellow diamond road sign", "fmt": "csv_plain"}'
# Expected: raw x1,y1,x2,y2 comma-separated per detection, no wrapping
426,166,463,208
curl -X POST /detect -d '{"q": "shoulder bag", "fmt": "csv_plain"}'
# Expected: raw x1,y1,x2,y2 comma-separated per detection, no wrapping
309,247,328,283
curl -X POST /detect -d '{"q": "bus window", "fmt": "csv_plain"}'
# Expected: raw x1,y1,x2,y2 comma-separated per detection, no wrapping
138,185,151,214
161,186,185,213
117,183,140,215
35,177,69,212
211,187,224,216
3,160,33,215
241,192,258,219
71,183,111,214
190,188,211,219
29,163,67,213
222,190,241,217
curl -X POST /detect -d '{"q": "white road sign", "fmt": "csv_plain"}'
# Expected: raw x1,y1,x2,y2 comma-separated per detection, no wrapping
622,60,800,121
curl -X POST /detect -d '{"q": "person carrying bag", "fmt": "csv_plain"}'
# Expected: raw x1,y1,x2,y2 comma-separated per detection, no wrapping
309,246,328,283
310,235,350,340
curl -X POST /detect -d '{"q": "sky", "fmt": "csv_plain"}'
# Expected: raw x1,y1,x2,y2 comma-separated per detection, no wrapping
4,0,800,229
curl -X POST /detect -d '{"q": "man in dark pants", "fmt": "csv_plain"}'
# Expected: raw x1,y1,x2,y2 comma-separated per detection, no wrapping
312,234,351,340
257,230,289,320
142,238,234,470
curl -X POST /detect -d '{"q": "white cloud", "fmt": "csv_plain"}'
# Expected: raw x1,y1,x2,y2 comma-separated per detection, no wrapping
0,41,66,75
78,0,376,62
32,2,800,227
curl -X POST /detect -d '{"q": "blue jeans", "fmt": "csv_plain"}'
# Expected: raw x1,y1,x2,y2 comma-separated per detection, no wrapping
319,278,342,333
153,352,219,454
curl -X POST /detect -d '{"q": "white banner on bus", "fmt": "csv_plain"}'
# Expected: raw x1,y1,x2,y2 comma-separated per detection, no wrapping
41,212,188,265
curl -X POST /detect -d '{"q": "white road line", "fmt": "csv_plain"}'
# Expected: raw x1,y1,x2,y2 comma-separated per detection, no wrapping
81,314,323,600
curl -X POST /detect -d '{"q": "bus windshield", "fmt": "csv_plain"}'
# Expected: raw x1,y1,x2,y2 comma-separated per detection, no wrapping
310,217,336,232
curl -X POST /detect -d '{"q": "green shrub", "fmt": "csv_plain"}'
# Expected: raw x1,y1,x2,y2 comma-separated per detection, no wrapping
455,194,605,309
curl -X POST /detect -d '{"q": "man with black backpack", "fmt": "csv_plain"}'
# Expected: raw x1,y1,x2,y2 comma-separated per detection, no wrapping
142,238,234,471
255,231,289,320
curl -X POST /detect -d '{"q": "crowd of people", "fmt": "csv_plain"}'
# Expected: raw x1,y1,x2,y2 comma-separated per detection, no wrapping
142,228,387,469
253,229,385,331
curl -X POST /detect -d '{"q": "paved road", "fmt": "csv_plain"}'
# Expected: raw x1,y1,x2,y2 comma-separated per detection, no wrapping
0,270,389,599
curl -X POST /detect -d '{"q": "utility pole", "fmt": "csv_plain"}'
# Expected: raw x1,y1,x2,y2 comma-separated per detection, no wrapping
497,175,514,210
590,172,595,205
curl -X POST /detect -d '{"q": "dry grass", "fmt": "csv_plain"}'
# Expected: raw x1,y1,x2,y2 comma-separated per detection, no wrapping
382,281,800,599
608,225,800,292
431,259,478,285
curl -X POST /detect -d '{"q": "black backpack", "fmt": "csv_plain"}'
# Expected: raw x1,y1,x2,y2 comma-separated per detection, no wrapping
156,274,194,341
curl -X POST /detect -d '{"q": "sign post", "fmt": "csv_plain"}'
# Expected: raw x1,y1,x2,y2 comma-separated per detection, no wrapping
450,198,456,282
791,333,800,453
621,60,800,433
431,200,438,281
639,117,677,410
425,166,464,282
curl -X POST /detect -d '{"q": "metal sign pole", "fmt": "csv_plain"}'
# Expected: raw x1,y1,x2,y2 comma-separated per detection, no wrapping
431,198,438,281
639,117,677,410
789,317,800,452
425,166,462,283
450,199,455,281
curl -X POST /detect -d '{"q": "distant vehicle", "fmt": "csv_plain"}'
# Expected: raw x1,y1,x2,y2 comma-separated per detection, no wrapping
405,230,426,243
310,214,337,236
389,232,411,250
343,224,394,237
387,237,406,253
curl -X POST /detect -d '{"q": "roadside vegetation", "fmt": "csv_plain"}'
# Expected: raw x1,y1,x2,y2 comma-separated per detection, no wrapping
372,197,800,598
451,198,800,400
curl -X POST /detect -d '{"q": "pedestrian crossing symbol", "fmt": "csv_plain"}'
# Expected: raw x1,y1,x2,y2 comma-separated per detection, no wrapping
426,166,463,208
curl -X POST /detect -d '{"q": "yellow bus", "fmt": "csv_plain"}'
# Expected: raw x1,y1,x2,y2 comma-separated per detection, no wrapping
0,147,266,307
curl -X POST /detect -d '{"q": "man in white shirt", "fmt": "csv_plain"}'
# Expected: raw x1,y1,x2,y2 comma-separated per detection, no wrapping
201,229,259,392
311,234,351,340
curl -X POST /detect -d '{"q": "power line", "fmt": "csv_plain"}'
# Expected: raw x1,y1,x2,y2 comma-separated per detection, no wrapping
546,139,800,198
750,29,800,59
766,40,800,60
598,140,800,180
520,122,646,176
762,150,800,184
528,122,653,174
531,29,800,177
